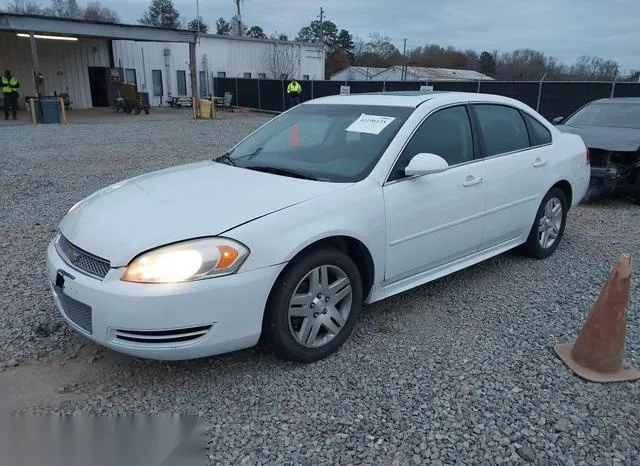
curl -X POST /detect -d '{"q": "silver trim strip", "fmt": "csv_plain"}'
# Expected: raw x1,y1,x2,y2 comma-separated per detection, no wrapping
54,235,111,280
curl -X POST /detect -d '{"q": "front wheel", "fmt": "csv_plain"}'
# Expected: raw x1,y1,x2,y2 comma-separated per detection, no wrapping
262,247,363,363
522,187,568,259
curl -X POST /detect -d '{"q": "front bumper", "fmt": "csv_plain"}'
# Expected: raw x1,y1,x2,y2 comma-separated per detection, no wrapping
46,240,285,360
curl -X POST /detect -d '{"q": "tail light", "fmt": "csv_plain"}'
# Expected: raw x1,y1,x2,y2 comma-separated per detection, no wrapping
586,147,591,164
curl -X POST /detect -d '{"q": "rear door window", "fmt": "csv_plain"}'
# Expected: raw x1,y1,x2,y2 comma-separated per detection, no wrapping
473,104,530,157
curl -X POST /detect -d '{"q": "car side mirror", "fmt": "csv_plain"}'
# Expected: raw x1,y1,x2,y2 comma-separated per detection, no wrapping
404,153,449,176
552,116,564,125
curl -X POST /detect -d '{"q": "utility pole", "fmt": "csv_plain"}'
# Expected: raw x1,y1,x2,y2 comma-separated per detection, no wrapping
196,0,200,35
402,38,407,80
319,7,324,44
235,0,242,37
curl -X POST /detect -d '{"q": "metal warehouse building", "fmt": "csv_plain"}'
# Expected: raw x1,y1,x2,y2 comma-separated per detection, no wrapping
0,13,325,110
112,35,325,108
372,66,494,81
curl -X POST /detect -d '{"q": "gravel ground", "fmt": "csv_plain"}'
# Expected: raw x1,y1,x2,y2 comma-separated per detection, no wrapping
1,115,639,465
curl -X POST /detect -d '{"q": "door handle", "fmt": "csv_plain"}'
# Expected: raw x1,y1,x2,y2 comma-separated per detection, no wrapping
533,158,548,167
462,176,483,187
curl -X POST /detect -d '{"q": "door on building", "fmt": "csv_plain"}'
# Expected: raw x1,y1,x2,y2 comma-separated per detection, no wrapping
176,70,187,96
152,70,163,106
88,67,110,107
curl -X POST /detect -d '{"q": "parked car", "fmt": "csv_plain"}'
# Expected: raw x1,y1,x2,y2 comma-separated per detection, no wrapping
46,91,590,363
553,97,640,200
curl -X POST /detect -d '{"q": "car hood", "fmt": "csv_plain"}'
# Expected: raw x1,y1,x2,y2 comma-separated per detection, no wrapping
59,160,349,266
556,124,640,152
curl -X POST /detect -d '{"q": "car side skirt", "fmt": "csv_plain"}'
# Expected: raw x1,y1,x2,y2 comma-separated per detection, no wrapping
368,236,524,303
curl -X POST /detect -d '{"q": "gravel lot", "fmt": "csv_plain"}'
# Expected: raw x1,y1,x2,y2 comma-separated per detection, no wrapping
1,114,639,465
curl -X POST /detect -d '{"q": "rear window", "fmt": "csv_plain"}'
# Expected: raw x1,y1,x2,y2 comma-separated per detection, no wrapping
523,113,552,146
565,102,640,129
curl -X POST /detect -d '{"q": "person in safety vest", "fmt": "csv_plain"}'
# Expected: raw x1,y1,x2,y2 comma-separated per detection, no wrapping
2,69,20,120
286,79,302,108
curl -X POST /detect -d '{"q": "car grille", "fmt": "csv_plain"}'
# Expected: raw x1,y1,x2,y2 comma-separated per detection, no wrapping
56,235,111,279
55,289,93,334
114,325,212,345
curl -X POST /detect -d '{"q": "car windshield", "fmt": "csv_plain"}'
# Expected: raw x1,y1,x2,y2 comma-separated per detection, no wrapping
564,102,640,128
220,103,414,182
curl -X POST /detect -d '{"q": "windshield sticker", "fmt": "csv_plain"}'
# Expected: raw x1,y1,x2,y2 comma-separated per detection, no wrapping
346,114,396,135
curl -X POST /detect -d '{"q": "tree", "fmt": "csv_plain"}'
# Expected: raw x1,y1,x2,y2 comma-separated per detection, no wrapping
6,0,119,22
363,32,400,62
83,1,119,22
246,25,266,39
45,0,81,18
478,51,497,76
139,0,180,28
495,48,550,80
188,17,209,33
216,17,232,35
571,55,620,81
264,43,300,79
230,14,247,36
335,29,354,58
269,31,289,41
296,19,339,47
5,0,46,14
326,48,351,78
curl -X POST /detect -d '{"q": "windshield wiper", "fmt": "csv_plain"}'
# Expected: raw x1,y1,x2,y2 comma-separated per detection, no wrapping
245,165,320,181
214,152,237,166
234,147,263,162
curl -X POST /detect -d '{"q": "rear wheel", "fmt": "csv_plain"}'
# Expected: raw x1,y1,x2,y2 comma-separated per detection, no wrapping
262,247,363,363
522,187,568,259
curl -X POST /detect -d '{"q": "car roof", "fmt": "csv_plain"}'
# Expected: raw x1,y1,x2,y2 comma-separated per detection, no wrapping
306,91,524,108
590,97,640,104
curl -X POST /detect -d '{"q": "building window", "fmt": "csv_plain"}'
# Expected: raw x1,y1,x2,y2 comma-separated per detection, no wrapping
217,71,226,78
125,68,137,86
258,73,266,80
176,70,187,95
199,71,208,97
303,75,310,80
152,70,163,97
243,72,251,79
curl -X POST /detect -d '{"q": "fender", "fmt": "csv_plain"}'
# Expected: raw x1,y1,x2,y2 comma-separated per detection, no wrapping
226,179,387,288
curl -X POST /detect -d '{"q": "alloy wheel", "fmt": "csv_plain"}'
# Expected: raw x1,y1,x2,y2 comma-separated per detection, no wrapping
287,264,353,348
538,196,563,249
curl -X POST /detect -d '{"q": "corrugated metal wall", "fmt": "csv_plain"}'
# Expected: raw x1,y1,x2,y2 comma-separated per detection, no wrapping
0,31,111,109
111,40,190,107
195,38,325,80
112,36,325,107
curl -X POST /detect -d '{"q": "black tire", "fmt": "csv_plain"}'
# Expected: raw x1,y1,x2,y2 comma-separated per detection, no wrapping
262,247,363,363
522,186,568,259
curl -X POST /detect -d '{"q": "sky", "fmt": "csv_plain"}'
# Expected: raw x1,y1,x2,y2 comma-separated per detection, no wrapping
39,0,640,72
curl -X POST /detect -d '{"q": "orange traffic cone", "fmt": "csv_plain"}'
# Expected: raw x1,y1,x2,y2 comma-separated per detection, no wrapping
289,123,300,147
554,253,640,383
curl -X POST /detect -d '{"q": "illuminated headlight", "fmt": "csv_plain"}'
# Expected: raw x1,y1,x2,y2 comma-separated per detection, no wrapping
121,237,250,283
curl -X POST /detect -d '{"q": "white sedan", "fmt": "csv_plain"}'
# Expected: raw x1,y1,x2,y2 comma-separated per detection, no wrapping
46,91,590,363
